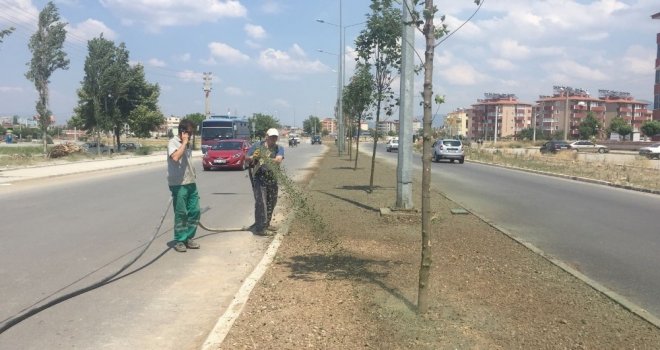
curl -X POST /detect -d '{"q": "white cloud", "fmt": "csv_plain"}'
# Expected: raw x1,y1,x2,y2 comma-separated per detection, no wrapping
439,63,486,86
544,60,609,82
257,45,328,79
272,99,290,108
208,42,250,63
244,24,266,39
491,39,531,60
67,19,117,42
487,58,515,71
578,32,609,41
177,70,204,83
621,45,654,75
260,0,282,14
148,58,166,67
225,86,245,96
0,0,37,28
176,53,191,62
99,0,247,31
0,86,23,93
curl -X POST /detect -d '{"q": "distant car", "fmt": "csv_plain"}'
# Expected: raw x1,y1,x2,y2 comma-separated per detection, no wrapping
311,135,322,145
569,140,609,153
432,139,464,163
638,143,660,159
288,137,299,147
202,139,251,171
119,142,140,151
386,138,399,152
82,142,113,154
539,140,571,154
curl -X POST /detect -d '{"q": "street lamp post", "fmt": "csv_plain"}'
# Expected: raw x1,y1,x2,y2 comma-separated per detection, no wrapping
317,5,366,157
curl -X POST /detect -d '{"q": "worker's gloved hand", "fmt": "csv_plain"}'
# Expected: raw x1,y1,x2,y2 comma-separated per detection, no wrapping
252,148,260,158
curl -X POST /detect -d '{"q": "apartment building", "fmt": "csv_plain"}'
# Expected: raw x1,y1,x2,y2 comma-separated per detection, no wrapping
470,93,532,140
536,87,605,139
600,90,652,133
321,118,336,134
444,109,469,138
377,120,398,135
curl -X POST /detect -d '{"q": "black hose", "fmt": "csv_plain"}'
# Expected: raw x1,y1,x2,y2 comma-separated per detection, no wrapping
0,198,173,335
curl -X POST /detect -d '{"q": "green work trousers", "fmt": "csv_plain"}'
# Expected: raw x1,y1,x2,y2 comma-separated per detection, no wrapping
169,183,200,242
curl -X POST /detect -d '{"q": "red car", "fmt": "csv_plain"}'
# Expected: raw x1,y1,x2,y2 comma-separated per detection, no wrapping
202,139,251,171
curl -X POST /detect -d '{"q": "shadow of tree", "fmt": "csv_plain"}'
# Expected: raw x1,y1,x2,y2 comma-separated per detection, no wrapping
280,253,416,310
337,185,394,192
317,190,380,212
332,166,357,170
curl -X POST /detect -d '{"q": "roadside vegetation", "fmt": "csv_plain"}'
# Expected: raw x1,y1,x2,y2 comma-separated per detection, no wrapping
467,145,660,191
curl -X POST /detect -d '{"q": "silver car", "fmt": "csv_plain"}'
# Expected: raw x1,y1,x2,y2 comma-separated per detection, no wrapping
569,140,609,153
432,139,464,163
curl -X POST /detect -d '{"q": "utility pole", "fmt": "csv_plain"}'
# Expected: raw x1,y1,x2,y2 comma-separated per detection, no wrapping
337,0,345,155
396,0,414,209
203,72,212,119
494,104,499,144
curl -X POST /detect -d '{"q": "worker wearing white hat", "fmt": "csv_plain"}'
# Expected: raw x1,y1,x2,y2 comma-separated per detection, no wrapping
245,128,284,235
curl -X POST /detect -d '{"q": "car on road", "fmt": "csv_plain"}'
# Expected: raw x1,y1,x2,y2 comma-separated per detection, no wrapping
119,142,140,151
539,140,571,154
638,143,660,159
569,140,609,153
311,135,322,144
82,142,113,154
202,139,251,171
432,139,464,163
386,138,399,152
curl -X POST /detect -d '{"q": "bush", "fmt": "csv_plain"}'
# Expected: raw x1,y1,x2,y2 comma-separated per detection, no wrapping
134,146,152,155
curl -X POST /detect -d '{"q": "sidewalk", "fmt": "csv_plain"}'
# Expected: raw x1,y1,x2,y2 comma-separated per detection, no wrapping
0,151,203,185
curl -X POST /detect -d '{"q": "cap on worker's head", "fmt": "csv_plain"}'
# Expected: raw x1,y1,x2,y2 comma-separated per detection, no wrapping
266,128,279,137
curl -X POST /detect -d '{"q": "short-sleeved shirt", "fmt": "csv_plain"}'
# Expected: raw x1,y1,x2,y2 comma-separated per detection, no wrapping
167,135,196,186
247,141,284,176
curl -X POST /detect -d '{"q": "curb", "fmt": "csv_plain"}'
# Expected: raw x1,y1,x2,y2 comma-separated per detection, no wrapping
200,146,330,349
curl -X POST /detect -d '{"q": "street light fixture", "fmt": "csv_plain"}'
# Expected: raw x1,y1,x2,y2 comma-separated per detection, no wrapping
316,5,366,156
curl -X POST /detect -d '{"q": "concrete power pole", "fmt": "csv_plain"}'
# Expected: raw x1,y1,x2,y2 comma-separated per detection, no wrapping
396,0,414,209
203,72,212,118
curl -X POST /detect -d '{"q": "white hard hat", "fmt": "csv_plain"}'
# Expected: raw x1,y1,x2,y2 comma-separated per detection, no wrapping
266,128,279,137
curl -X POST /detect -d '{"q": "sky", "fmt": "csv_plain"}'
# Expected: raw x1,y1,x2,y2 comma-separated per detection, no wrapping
0,0,658,128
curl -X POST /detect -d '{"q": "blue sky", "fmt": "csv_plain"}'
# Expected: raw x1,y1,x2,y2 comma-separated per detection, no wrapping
0,0,658,127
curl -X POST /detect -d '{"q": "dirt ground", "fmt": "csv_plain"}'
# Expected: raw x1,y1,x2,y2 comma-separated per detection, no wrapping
219,145,660,349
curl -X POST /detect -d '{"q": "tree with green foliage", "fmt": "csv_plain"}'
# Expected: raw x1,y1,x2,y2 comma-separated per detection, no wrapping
608,116,632,140
355,0,402,191
74,35,161,153
640,120,660,139
343,62,374,167
1,26,15,45
517,127,545,141
408,0,482,313
25,1,69,155
578,112,603,140
183,113,206,130
302,116,322,135
248,113,280,139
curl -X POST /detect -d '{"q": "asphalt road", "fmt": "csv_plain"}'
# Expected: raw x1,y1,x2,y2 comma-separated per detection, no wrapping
0,141,326,349
375,144,660,319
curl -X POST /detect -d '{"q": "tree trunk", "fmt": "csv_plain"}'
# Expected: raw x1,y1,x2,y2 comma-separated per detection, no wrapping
369,97,382,192
417,0,436,314
354,117,361,170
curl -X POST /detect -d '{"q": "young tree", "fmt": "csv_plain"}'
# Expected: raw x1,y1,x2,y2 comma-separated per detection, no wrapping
578,112,603,140
640,120,660,139
408,0,482,313
303,116,322,135
608,116,631,140
249,113,280,139
355,0,402,191
25,2,69,154
343,63,374,167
